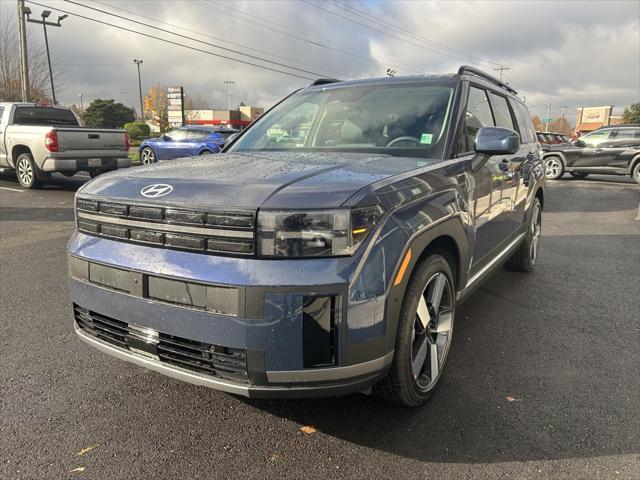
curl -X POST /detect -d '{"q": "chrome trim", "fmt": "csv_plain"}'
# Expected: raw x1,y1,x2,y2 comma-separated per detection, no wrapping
266,351,394,383
77,211,253,239
75,323,251,396
465,232,525,289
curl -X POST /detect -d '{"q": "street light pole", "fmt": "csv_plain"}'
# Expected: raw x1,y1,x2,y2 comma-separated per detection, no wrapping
26,10,67,105
545,103,551,133
133,59,144,121
224,80,235,111
17,0,30,102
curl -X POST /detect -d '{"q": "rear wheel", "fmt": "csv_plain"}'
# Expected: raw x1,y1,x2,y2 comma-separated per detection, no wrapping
569,172,589,179
15,153,40,189
544,156,564,180
199,150,213,156
505,198,542,272
374,252,455,407
140,147,156,165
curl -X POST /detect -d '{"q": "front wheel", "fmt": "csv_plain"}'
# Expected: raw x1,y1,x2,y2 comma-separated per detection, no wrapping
504,198,542,272
16,153,40,189
374,252,455,407
569,172,589,179
544,156,564,180
140,147,156,165
632,162,640,184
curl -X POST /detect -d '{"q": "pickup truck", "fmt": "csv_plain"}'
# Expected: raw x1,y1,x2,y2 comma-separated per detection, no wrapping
68,66,545,407
0,102,131,188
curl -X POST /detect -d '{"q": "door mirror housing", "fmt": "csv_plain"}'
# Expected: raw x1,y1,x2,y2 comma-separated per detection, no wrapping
573,139,585,147
475,127,520,155
161,134,171,142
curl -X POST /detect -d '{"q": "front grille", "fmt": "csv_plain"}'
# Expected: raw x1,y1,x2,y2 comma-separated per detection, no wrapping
75,197,255,256
74,304,249,383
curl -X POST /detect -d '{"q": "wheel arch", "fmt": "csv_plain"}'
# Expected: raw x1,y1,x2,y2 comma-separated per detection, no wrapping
629,154,640,174
11,145,32,168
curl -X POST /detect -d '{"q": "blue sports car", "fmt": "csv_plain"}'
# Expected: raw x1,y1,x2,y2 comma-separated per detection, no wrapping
138,126,239,164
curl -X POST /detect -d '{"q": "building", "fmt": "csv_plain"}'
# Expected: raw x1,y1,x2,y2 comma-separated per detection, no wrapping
575,106,623,135
185,106,264,130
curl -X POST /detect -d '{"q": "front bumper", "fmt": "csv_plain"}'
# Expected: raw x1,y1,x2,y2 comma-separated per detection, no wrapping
42,157,131,172
68,232,393,397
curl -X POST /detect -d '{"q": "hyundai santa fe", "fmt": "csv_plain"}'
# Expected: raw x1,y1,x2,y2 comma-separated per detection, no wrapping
68,66,545,406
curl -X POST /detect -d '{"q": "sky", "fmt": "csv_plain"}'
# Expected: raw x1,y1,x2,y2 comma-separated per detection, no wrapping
2,0,639,123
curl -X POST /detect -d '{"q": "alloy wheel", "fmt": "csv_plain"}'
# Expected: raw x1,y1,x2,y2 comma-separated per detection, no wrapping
141,148,155,165
411,272,454,390
17,158,33,186
545,158,561,179
529,203,542,263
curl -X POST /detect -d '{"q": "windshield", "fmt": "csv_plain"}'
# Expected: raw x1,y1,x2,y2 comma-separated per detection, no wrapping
230,83,454,159
13,107,79,126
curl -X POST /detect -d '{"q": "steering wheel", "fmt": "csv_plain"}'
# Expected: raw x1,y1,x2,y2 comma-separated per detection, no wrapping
386,136,421,147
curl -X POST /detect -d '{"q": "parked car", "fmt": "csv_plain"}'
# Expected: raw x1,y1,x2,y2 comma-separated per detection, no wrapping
0,102,130,188
543,125,640,182
537,132,570,145
138,126,239,164
68,66,545,407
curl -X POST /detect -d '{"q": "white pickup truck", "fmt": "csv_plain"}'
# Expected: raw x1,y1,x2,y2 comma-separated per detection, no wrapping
0,102,131,188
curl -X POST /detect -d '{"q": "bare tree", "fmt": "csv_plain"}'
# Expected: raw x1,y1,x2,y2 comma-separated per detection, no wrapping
0,9,55,102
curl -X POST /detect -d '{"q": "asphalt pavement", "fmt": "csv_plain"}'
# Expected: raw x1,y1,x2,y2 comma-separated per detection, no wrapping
1,172,638,479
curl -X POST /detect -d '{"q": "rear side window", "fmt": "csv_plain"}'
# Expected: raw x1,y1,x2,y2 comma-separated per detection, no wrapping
612,128,640,142
186,130,208,140
512,101,536,144
461,86,495,151
489,93,515,130
13,107,79,126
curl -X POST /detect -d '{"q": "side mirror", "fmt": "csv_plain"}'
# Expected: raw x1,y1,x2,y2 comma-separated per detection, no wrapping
475,127,520,155
573,139,585,147
161,134,170,142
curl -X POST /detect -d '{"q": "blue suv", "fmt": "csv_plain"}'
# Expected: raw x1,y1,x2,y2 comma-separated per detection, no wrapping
68,66,544,406
138,126,238,164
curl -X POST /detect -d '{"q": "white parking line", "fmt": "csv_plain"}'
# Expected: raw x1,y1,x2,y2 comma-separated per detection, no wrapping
0,186,25,192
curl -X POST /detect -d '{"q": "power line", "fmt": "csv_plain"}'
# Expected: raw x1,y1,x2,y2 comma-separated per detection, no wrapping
193,0,424,74
25,1,316,81
331,1,502,69
61,0,332,79
85,0,344,78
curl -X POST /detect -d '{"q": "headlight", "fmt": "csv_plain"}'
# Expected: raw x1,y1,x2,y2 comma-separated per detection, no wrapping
258,206,383,257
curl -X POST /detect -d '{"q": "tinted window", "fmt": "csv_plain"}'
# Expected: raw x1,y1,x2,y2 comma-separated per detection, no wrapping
613,128,640,141
186,130,209,140
231,84,455,159
489,93,515,130
165,129,188,141
581,129,611,146
462,87,495,150
511,100,535,143
13,107,79,126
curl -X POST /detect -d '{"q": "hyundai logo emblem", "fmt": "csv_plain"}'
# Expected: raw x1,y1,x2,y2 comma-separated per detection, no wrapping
140,184,173,198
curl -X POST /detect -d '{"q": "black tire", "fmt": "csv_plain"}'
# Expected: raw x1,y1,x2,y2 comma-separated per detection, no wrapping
15,153,40,189
374,251,456,407
504,198,542,273
140,147,156,165
544,156,564,180
199,150,213,156
569,172,589,179
632,162,640,184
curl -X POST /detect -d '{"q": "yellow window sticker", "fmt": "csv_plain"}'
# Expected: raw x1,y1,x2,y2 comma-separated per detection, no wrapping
420,133,433,144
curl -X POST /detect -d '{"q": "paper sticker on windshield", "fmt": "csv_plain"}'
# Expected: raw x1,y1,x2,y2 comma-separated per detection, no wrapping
420,133,433,144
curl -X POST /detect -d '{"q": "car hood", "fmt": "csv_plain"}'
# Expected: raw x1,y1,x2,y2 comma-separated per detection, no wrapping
78,151,441,210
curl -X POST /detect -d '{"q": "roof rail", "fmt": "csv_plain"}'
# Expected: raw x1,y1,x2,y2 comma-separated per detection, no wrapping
458,65,518,95
310,78,341,86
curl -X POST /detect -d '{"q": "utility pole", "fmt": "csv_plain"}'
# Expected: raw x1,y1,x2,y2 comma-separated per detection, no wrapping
493,65,510,82
133,59,144,121
78,93,84,122
17,0,30,101
224,80,235,111
26,9,67,104
560,105,568,121
545,103,551,133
